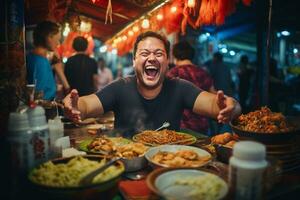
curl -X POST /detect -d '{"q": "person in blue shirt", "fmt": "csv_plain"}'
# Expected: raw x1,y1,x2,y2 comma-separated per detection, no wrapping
26,21,61,100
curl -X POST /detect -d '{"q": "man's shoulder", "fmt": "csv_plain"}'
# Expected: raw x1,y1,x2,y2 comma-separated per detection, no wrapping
109,76,135,86
166,77,192,85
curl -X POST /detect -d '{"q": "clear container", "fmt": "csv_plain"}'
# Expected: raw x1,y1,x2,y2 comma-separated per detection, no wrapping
48,116,64,157
27,106,50,166
8,112,35,172
229,141,268,200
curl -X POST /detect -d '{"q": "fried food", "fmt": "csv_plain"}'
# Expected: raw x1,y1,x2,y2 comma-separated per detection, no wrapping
151,150,211,167
88,136,116,153
88,136,148,159
235,106,295,133
211,132,233,145
115,143,148,159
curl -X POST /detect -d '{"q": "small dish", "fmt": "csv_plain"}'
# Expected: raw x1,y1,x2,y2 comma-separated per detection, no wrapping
147,168,228,200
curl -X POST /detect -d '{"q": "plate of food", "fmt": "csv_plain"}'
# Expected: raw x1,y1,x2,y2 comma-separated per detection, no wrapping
78,136,132,154
145,145,212,168
147,168,228,200
132,129,197,146
230,106,300,143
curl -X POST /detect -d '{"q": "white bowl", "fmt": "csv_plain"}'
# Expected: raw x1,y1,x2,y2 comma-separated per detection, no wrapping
145,145,212,168
154,169,228,200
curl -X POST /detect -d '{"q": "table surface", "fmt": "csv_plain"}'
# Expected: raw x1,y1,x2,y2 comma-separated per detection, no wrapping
63,120,300,200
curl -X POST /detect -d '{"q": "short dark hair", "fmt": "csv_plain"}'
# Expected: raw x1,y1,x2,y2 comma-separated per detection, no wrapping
213,52,223,62
173,41,195,61
240,55,249,64
72,36,88,52
33,21,60,48
133,31,170,58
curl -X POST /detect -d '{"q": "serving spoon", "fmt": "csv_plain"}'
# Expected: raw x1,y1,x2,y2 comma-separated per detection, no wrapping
155,122,170,131
79,157,121,186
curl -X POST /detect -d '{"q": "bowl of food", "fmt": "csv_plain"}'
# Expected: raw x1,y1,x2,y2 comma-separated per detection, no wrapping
79,137,149,172
27,155,124,200
145,145,212,168
211,132,238,163
230,107,300,143
115,142,149,172
147,168,228,200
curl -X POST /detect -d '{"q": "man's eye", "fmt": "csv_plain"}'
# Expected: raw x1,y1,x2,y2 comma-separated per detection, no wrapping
155,52,163,57
140,52,149,56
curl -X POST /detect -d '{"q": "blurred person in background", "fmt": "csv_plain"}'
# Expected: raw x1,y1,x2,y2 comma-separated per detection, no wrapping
208,52,233,96
96,57,113,91
26,20,61,100
48,52,70,99
237,55,254,113
269,58,286,112
64,36,98,96
208,52,234,134
167,41,216,134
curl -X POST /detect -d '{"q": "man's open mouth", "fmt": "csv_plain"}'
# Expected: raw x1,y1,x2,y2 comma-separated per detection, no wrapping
144,66,159,78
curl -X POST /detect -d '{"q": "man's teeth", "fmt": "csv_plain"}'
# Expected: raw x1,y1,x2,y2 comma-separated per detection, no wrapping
145,66,157,70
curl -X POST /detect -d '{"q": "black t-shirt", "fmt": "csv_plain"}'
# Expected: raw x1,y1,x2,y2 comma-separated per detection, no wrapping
96,76,202,134
64,54,98,96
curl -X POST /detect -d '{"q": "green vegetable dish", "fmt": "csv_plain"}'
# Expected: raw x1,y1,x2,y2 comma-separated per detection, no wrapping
29,156,124,187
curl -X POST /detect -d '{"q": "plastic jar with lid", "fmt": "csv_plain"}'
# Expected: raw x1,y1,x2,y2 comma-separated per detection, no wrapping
229,141,268,200
27,106,50,166
7,112,35,172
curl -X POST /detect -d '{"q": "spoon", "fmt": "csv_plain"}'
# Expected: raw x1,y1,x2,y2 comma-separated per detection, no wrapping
155,121,170,131
79,157,121,186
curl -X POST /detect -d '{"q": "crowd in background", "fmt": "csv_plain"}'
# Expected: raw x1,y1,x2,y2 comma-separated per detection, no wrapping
26,20,300,136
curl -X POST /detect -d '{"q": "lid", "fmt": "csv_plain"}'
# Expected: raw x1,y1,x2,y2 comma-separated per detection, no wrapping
232,141,266,161
8,112,30,132
27,106,48,128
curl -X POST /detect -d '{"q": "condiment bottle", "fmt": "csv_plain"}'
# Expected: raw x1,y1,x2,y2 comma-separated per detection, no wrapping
48,116,64,157
27,106,50,166
7,112,35,172
229,141,268,200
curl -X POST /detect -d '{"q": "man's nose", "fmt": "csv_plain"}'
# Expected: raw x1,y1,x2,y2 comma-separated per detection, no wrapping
148,53,157,61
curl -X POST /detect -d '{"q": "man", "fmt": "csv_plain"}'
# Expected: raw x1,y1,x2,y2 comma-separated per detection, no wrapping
63,31,241,134
167,41,216,134
64,36,98,96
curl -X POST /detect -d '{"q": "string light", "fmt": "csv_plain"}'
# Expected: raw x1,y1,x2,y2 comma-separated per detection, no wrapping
187,0,195,8
133,26,139,32
99,45,107,53
171,6,177,13
142,19,150,29
106,0,170,45
122,35,127,41
63,23,70,37
128,30,134,36
156,14,163,20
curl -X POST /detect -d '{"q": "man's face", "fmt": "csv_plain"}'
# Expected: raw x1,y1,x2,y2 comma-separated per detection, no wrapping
47,32,61,51
133,37,169,89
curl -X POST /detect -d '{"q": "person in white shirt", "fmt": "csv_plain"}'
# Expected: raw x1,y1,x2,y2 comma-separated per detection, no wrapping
96,57,113,91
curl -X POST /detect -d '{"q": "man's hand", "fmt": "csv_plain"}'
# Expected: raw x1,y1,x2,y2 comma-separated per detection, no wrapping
216,90,241,123
63,89,82,123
